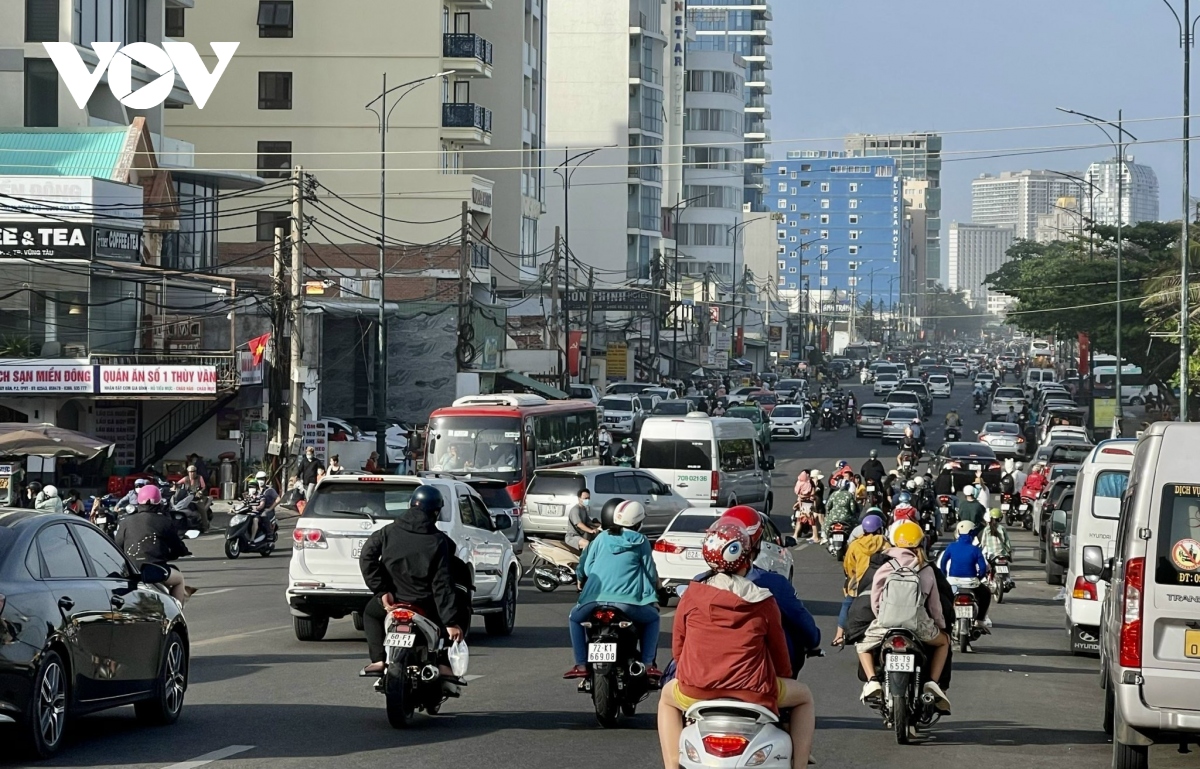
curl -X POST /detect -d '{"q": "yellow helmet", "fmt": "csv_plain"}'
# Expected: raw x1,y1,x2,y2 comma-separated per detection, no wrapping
891,520,925,549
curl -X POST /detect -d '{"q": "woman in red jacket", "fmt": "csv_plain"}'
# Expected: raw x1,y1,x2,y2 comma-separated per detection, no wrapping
656,518,816,769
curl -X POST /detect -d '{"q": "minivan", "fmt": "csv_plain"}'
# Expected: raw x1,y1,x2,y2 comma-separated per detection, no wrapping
636,416,775,513
1024,368,1056,393
1092,424,1200,767
1064,439,1135,655
521,466,689,537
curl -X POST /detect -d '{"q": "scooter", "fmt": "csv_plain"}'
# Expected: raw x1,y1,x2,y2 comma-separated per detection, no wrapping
943,425,961,443
827,522,849,561
973,398,985,415
1000,493,1018,526
866,628,942,745
89,495,120,538
948,579,987,652
576,605,653,727
1018,496,1035,531
170,487,209,533
986,555,1014,603
366,603,464,728
226,501,278,558
938,495,957,533
527,537,581,592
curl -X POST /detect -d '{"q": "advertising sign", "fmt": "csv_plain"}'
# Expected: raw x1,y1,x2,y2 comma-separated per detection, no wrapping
92,227,141,261
302,420,328,462
606,343,628,379
564,289,652,313
238,351,264,386
98,365,217,395
0,222,91,258
0,364,94,393
94,406,138,468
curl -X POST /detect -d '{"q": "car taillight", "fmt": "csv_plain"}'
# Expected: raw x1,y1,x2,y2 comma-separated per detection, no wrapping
883,420,893,426
1016,436,1025,443
946,461,961,470
292,528,328,548
1072,577,1098,601
989,462,1002,470
1119,557,1144,669
653,539,686,554
711,473,720,501
702,735,749,758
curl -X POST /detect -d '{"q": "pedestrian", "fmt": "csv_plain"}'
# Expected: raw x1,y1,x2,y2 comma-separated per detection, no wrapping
364,451,380,473
297,447,325,499
5,460,25,507
327,454,345,475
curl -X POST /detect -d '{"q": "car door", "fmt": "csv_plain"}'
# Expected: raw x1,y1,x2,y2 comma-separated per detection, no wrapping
632,471,675,533
71,523,166,695
454,488,505,600
614,472,655,520
33,523,118,703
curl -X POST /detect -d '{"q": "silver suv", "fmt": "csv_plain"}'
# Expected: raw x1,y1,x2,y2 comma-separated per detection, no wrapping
522,466,689,538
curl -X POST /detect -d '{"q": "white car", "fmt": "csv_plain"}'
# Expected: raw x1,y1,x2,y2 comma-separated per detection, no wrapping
652,508,796,600
873,373,900,396
927,374,952,398
950,358,970,377
769,404,812,441
725,386,762,405
286,474,520,640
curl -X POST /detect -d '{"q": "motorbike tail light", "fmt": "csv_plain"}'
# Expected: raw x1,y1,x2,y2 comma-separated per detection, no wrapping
593,608,616,624
888,635,911,651
938,495,951,504
1072,576,1098,601
711,473,720,501
390,608,415,622
701,735,749,758
954,593,975,606
652,539,686,554
1119,557,1145,669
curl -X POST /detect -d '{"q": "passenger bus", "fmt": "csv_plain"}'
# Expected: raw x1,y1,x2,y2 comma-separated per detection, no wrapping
1093,365,1148,405
425,394,599,502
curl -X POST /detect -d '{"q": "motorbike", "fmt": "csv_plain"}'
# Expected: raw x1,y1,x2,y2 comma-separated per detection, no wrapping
599,443,613,466
948,579,986,652
985,555,1014,603
89,495,120,538
827,522,849,561
868,628,942,745
227,500,278,558
1018,496,1035,531
820,407,834,431
938,494,957,533
679,700,791,768
943,425,961,443
577,605,653,727
973,397,985,415
369,603,463,728
527,537,581,592
897,452,918,482
170,487,209,533
1000,493,1018,526
919,509,940,557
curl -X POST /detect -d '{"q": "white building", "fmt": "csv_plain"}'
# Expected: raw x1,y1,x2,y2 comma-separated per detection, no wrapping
1035,196,1086,243
971,170,1085,240
1084,156,1160,226
948,222,1015,304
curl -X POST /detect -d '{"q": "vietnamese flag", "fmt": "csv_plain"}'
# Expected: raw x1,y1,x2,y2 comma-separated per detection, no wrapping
248,332,271,366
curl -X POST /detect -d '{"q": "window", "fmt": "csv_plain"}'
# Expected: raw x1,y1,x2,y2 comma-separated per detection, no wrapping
37,525,88,578
256,210,290,241
800,164,811,172
800,180,811,188
849,215,859,224
790,171,797,179
777,182,787,192
849,199,859,209
718,438,755,472
73,525,130,579
820,183,830,193
820,199,829,209
790,187,797,195
23,59,58,127
777,199,786,210
1154,485,1200,585
777,166,787,175
819,215,829,224
820,230,829,239
258,71,292,109
26,0,59,41
789,204,796,211
849,183,859,192
820,245,829,255
789,236,797,243
799,213,810,220
799,228,810,235
788,220,797,227
848,246,859,255
850,231,859,240
777,245,786,254
257,141,292,179
165,6,185,37
258,0,293,37
633,472,668,496
788,266,796,273
1092,470,1129,520
778,260,786,270
777,229,787,240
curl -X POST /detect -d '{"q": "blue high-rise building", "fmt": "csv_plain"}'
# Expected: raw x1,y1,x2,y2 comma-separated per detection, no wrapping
764,152,905,316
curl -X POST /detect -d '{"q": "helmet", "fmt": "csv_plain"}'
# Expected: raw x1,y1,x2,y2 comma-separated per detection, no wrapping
410,485,445,515
134,478,148,488
611,500,646,529
861,514,885,534
906,480,917,490
137,485,162,505
956,520,976,536
723,505,764,547
895,491,912,505
962,484,976,498
988,508,1004,520
187,465,197,472
869,449,878,459
255,471,268,481
913,476,925,488
701,519,753,574
891,521,924,548
42,484,58,498
837,460,848,469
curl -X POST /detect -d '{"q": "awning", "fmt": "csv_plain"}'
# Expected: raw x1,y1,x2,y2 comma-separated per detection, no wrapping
496,371,567,399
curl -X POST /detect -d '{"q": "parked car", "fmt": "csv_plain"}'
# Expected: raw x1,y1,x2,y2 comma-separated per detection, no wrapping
522,466,690,537
652,398,700,416
769,403,812,441
0,512,191,757
927,374,952,398
465,478,525,554
881,407,922,445
929,442,1003,491
725,405,772,449
568,383,602,404
855,403,891,438
598,394,650,437
976,421,1028,459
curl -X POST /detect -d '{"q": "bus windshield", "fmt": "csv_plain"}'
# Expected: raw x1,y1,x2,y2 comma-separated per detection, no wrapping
428,415,522,480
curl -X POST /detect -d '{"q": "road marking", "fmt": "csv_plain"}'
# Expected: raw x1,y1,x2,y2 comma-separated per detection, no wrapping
191,587,237,597
192,625,292,648
161,745,254,769
464,674,485,682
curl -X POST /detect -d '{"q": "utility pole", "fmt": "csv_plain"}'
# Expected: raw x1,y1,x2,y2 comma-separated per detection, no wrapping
289,166,305,471
1182,0,1193,420
585,267,596,385
459,200,471,358
551,227,562,385
269,226,287,484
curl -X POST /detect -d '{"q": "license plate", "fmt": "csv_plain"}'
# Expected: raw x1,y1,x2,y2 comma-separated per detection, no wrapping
588,643,617,663
801,502,813,513
384,632,415,648
685,548,703,560
867,485,876,493
970,463,982,472
1019,504,1030,511
351,538,368,559
540,504,564,516
884,654,915,673
1001,503,1011,511
1186,629,1200,659
954,604,977,619
996,565,1010,574
939,506,949,514
832,534,845,543
902,461,911,468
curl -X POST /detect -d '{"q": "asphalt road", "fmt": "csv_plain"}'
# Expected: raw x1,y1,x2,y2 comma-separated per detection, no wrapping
5,381,1194,769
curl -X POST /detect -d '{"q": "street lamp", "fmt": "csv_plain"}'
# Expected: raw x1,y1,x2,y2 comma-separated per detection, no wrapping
1048,169,1103,259
1057,106,1139,433
364,69,453,464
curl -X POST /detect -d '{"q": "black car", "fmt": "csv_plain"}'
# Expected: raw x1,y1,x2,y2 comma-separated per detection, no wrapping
0,511,189,757
930,442,1003,492
1036,478,1077,546
1045,492,1075,586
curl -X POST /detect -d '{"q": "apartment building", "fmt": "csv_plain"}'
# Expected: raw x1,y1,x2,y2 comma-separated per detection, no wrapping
971,170,1084,240
948,222,1014,305
1083,155,1160,226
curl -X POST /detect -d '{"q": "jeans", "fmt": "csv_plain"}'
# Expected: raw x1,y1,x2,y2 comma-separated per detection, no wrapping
569,601,660,666
837,595,854,630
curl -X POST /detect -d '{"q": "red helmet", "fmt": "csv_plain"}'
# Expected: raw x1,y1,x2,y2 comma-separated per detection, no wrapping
722,505,763,547
702,518,753,574
892,504,918,523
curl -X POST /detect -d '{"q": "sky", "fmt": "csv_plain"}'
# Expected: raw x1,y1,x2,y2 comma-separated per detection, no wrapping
772,0,1194,279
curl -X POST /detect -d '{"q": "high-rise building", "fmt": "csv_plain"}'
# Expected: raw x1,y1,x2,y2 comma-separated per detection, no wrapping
971,170,1084,240
1084,156,1160,226
844,133,942,285
948,222,1015,305
686,1,772,212
1035,196,1086,244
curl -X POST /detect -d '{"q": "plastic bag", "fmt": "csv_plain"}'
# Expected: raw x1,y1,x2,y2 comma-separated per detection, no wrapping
448,639,469,677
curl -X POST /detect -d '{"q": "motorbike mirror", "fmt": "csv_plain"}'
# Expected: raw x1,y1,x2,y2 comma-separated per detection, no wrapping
183,529,201,539
140,562,171,584
492,513,513,531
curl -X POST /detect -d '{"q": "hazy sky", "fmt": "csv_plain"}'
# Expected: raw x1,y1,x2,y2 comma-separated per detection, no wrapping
772,0,1193,238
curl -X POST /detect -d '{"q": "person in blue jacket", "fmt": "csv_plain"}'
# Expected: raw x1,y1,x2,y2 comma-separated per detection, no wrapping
937,520,991,625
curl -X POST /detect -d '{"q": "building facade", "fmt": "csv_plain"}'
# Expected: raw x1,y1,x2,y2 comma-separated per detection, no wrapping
948,222,1015,305
971,170,1085,240
1083,156,1160,226
686,0,772,212
1035,196,1085,243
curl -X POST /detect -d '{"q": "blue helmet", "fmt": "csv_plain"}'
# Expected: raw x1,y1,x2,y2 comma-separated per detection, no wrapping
895,491,913,505
410,485,445,516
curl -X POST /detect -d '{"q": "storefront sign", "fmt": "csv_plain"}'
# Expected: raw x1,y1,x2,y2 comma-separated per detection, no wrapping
92,227,141,261
98,365,217,395
94,406,137,468
0,222,90,259
302,420,328,462
606,343,628,379
565,289,652,313
238,351,264,385
0,364,94,393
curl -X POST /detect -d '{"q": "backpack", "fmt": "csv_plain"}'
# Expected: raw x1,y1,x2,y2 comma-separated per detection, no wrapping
874,559,929,631
999,473,1016,495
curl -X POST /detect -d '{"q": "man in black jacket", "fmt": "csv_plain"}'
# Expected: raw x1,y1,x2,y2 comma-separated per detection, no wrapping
115,490,192,603
359,485,464,675
860,450,886,485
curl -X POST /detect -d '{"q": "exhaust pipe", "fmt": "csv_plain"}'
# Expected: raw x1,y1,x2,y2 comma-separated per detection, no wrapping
533,567,563,583
420,665,439,682
629,661,646,677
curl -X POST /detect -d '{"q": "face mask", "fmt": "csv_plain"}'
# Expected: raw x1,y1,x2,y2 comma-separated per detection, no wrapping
581,499,590,508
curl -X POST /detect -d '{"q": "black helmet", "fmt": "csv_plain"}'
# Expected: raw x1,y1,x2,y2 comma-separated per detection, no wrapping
410,485,444,516
599,497,626,530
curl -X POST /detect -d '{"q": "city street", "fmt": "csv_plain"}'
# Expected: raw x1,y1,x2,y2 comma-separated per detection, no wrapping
4,383,1191,769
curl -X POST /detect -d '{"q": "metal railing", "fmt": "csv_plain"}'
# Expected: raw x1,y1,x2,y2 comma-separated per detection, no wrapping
442,102,493,133
443,33,494,65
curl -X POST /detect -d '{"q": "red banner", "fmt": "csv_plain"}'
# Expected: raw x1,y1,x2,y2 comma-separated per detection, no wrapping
567,331,583,377
1077,333,1090,376
734,327,745,357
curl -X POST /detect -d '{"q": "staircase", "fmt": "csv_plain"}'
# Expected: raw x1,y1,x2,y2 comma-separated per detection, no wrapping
138,393,237,468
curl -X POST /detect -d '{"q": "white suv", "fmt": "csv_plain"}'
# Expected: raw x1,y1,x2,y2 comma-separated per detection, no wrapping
286,474,520,641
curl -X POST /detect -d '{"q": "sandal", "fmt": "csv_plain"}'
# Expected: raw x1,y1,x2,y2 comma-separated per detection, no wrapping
830,634,845,650
359,663,385,677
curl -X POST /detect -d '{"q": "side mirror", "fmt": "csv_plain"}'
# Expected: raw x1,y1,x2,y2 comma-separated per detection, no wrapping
782,535,798,548
493,513,513,531
1051,509,1068,534
1082,545,1107,579
766,456,776,471
140,562,171,584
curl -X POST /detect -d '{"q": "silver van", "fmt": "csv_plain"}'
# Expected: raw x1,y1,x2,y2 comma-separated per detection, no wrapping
521,466,689,538
1090,422,1200,768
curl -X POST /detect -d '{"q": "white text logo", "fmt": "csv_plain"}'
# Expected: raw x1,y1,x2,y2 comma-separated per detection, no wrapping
42,42,239,110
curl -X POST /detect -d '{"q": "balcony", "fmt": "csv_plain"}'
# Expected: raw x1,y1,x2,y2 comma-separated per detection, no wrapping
629,9,665,39
443,33,494,78
456,0,492,9
629,61,663,86
441,102,493,145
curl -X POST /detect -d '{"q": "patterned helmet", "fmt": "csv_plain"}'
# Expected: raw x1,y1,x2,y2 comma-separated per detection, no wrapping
722,505,764,547
702,518,753,574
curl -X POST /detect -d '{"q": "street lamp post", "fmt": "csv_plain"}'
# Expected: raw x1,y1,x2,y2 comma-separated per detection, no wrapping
1058,106,1139,434
365,70,453,464
1049,169,1102,259
667,193,709,378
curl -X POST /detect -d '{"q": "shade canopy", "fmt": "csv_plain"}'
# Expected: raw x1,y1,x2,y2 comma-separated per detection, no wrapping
0,423,114,460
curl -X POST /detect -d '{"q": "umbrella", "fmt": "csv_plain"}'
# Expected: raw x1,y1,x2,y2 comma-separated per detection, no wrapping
0,423,114,460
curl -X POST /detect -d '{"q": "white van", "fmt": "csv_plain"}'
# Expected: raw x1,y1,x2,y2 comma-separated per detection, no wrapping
1024,367,1056,392
1064,438,1136,655
636,416,774,513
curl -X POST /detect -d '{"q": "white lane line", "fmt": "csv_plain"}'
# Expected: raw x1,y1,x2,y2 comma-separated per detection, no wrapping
161,745,254,769
191,587,237,597
192,625,291,648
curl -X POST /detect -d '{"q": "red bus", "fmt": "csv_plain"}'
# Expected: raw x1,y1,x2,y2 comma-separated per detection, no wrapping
425,394,600,501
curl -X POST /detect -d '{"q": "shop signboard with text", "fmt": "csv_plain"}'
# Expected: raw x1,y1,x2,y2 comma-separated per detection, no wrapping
0,364,94,393
0,221,140,260
98,365,217,395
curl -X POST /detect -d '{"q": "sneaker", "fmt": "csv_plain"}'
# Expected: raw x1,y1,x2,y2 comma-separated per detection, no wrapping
923,681,951,714
563,665,588,679
860,680,882,702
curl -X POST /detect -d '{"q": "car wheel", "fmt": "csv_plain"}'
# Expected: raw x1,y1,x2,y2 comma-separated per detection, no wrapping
18,649,68,759
135,630,188,725
352,611,365,631
484,571,518,636
1046,549,1064,586
293,615,329,641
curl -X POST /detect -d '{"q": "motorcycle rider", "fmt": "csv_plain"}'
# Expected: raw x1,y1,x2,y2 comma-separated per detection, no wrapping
179,464,211,529
247,471,279,543
657,518,816,769
820,394,835,429
856,521,951,713
614,438,636,467
1020,461,1048,500
1001,457,1026,495
117,478,149,511
115,484,192,604
943,408,963,435
957,484,987,535
938,520,992,630
598,426,613,464
891,491,918,524
34,484,64,514
896,428,920,471
824,478,858,543
834,513,888,647
564,489,600,552
564,499,661,680
979,508,1013,562
793,470,816,542
831,459,854,486
358,485,465,677
860,450,886,486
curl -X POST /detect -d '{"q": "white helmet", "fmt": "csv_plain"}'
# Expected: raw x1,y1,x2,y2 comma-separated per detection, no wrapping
255,471,268,481
43,484,58,498
963,484,976,498
913,476,925,488
612,499,646,528
906,479,917,490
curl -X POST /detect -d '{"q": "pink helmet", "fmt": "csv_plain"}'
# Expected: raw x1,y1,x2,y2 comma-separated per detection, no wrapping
137,484,162,505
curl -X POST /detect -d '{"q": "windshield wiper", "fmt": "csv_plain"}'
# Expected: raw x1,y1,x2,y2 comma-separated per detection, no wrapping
333,509,377,524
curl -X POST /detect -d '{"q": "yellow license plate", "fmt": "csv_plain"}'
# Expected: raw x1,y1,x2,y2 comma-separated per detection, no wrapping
1186,629,1200,659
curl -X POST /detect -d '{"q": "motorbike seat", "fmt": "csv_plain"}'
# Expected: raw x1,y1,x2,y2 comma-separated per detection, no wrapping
684,699,779,725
